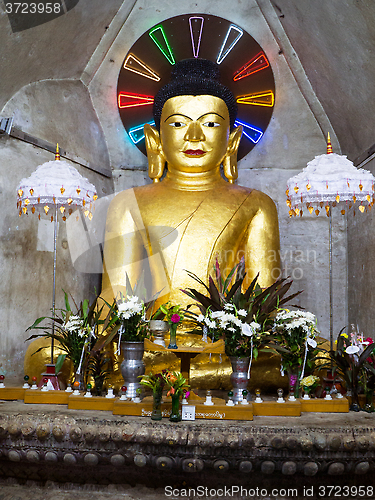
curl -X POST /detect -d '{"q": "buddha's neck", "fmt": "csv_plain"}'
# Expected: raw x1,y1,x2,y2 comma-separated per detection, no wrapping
164,165,225,191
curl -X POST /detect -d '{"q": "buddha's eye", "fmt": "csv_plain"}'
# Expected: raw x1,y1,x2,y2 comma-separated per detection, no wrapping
169,122,186,128
203,121,220,127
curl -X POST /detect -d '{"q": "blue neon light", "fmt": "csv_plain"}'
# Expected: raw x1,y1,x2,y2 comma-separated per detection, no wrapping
129,121,155,144
234,120,263,144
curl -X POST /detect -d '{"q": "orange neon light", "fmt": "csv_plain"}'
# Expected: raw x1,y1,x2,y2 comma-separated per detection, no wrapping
123,54,160,82
233,52,270,81
118,93,154,109
236,91,274,107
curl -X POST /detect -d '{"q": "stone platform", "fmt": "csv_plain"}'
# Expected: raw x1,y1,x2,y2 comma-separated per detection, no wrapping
1,400,375,494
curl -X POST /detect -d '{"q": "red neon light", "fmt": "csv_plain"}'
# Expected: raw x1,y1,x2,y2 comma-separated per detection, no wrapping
233,52,270,81
118,93,154,109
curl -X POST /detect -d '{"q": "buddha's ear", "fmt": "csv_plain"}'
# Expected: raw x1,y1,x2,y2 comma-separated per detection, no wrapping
144,124,166,183
223,125,242,184
227,125,242,156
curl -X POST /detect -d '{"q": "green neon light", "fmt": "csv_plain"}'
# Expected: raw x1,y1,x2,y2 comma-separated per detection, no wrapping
149,25,175,65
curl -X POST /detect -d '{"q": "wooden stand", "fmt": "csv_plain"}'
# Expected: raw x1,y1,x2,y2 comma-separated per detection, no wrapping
113,396,253,420
24,390,70,405
253,400,301,416
0,388,25,401
68,394,115,411
300,397,349,412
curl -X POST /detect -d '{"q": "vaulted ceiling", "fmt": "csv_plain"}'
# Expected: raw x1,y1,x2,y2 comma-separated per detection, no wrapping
1,0,374,162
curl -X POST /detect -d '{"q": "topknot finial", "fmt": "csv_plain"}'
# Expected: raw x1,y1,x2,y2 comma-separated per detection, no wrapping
55,143,60,161
327,132,333,154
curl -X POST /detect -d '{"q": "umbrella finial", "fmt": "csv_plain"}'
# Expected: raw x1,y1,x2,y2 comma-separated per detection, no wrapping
55,143,60,161
327,132,333,154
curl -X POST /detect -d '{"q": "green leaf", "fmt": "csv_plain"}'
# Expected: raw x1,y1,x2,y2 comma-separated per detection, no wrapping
55,354,66,373
64,291,71,312
26,317,47,331
223,263,242,294
82,299,89,319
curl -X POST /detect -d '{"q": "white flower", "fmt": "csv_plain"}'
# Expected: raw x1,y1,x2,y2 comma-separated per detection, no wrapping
197,314,205,322
306,337,317,348
232,317,243,328
65,315,83,332
241,323,254,337
205,319,217,329
117,297,143,319
250,321,261,331
224,303,235,311
237,309,247,317
346,345,360,354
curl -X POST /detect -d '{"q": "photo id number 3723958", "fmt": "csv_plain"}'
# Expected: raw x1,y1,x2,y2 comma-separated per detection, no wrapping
5,3,62,14
318,485,373,497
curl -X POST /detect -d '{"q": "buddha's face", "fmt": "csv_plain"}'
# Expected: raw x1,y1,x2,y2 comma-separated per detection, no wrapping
160,95,231,173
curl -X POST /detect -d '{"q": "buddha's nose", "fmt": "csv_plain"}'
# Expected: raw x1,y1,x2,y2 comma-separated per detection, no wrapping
184,122,205,141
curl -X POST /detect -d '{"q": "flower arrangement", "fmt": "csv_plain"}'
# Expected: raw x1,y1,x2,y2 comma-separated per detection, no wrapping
26,291,105,376
95,277,154,351
270,309,319,374
86,348,112,396
116,294,148,342
139,371,166,394
150,302,184,323
182,258,301,359
162,370,189,397
196,304,263,357
300,375,320,396
321,327,375,410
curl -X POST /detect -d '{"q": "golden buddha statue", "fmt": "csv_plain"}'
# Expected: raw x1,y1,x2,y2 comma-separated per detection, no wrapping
102,59,283,391
103,59,280,309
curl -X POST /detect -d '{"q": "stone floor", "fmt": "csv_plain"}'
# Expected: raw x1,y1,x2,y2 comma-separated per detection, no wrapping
0,481,170,500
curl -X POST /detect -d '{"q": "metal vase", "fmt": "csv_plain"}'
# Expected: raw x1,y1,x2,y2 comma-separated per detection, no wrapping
229,356,250,403
149,320,169,347
120,341,145,399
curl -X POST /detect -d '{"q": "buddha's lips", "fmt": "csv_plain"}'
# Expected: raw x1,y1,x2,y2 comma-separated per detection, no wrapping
184,149,206,156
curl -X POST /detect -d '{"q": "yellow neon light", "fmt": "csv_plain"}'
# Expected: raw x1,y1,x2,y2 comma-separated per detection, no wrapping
123,54,161,82
236,91,274,107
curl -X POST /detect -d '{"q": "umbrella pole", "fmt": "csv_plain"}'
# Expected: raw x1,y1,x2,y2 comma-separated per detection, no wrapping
51,205,58,364
329,203,333,352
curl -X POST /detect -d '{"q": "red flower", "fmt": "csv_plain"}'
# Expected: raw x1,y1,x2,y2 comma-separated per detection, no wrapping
167,387,175,397
170,314,181,324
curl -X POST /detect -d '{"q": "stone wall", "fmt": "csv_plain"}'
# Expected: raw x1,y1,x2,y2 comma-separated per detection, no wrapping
348,155,375,337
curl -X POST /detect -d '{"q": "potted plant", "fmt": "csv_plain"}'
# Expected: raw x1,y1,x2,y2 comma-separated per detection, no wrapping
162,370,189,422
300,375,320,399
139,371,166,420
148,302,184,348
86,347,112,396
269,309,320,399
319,328,375,411
182,258,301,402
26,291,105,388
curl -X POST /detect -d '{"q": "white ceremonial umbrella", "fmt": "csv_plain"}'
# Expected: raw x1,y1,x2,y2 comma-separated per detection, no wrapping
17,146,97,366
286,134,375,349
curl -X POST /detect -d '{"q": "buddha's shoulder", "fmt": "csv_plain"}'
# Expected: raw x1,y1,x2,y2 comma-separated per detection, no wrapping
221,184,277,209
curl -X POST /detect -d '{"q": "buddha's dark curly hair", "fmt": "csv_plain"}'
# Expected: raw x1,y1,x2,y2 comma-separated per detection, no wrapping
153,58,237,131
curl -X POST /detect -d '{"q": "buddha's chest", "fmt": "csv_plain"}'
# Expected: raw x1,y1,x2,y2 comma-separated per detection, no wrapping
137,192,254,274
138,191,252,239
